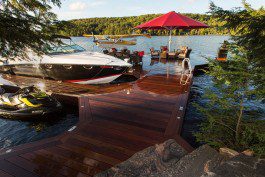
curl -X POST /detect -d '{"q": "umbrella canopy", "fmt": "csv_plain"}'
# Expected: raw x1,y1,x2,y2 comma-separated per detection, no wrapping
135,11,209,51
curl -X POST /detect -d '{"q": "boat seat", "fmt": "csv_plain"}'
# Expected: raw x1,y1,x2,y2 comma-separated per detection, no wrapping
1,93,22,106
1,93,14,105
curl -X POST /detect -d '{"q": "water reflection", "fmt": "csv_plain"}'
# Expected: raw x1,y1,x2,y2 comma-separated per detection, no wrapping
0,107,78,149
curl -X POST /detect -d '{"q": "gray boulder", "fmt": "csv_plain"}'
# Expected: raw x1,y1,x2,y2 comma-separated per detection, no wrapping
95,139,188,177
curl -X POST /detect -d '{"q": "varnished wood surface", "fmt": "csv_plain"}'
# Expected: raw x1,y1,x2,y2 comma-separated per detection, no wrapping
0,60,193,176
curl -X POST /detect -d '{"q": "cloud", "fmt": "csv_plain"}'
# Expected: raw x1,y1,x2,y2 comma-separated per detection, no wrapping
90,1,106,7
68,1,106,11
188,0,196,3
69,2,87,11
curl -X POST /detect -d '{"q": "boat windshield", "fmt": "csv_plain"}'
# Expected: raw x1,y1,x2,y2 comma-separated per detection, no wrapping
46,44,85,55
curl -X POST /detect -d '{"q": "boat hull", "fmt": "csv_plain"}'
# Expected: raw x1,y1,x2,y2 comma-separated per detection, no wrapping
0,64,128,84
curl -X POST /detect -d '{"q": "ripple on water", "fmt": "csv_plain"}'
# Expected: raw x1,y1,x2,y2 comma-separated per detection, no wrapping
0,107,78,149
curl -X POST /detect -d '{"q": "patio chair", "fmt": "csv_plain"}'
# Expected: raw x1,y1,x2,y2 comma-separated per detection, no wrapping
131,51,142,64
178,48,192,59
121,48,131,58
159,46,168,59
160,46,168,52
109,48,117,56
150,47,160,58
160,50,168,59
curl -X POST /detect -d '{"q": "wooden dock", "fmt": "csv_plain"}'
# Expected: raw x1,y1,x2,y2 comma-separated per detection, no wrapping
0,59,194,177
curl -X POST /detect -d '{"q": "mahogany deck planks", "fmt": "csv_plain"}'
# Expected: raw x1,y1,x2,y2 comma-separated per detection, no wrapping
21,152,88,177
89,99,171,122
65,133,135,157
90,110,167,132
45,146,111,170
57,143,122,165
0,169,13,177
0,159,37,177
88,95,173,114
35,149,96,176
78,125,154,151
90,119,166,142
63,137,130,161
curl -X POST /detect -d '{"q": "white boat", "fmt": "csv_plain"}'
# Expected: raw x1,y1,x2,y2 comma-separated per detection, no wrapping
0,37,132,84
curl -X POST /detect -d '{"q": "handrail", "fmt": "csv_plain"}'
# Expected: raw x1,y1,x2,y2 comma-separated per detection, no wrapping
180,58,192,85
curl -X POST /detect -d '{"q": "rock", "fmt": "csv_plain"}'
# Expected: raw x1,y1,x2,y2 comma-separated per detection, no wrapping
205,154,265,177
219,147,239,158
242,149,254,157
95,140,264,177
95,139,188,177
169,145,225,177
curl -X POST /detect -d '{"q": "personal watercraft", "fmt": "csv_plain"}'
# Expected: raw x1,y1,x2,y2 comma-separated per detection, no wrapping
0,85,62,119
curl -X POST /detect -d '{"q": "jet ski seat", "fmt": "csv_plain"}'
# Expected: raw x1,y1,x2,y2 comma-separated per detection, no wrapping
1,93,15,105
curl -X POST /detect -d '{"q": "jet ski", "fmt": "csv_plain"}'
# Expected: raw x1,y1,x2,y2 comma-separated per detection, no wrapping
0,85,62,119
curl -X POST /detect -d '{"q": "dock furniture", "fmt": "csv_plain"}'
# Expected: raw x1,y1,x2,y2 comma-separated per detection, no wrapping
178,47,192,59
121,48,131,58
108,47,118,56
160,46,168,59
160,46,168,52
150,47,160,58
160,51,168,59
168,49,181,59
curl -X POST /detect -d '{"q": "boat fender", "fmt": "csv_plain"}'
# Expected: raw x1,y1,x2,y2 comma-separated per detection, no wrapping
83,66,93,70
45,64,53,69
63,65,72,70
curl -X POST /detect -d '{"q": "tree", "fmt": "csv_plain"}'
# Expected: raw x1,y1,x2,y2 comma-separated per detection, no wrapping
0,0,61,59
195,1,265,155
58,13,228,37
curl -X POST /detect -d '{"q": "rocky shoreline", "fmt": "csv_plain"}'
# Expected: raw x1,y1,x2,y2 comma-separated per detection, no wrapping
96,139,265,177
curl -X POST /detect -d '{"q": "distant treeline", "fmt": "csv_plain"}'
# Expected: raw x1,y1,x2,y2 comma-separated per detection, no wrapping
59,13,229,36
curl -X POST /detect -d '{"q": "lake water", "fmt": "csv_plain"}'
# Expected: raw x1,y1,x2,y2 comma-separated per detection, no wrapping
0,35,233,149
72,35,230,67
0,107,78,150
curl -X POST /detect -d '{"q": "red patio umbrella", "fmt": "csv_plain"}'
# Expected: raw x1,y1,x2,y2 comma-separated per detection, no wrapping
135,11,209,51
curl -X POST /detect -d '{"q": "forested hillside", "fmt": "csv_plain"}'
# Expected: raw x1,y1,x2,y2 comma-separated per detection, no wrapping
59,13,229,36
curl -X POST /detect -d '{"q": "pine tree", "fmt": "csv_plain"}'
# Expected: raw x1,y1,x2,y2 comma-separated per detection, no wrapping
0,0,61,59
195,1,265,155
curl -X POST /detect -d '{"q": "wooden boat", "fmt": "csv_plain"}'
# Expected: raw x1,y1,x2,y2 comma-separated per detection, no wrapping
83,34,151,48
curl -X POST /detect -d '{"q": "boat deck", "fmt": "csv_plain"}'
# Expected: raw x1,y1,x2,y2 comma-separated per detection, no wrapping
0,58,193,177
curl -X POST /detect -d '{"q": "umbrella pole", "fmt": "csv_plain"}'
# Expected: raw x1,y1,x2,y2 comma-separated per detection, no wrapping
168,29,172,52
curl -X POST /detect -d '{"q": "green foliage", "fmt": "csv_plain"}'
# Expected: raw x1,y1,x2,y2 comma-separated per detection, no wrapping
58,13,228,36
0,0,61,59
195,1,265,155
209,1,265,90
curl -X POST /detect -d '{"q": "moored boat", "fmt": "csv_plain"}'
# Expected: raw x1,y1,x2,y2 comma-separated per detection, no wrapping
0,36,132,84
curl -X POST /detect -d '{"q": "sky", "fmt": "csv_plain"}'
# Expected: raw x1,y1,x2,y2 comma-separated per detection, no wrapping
52,0,265,20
